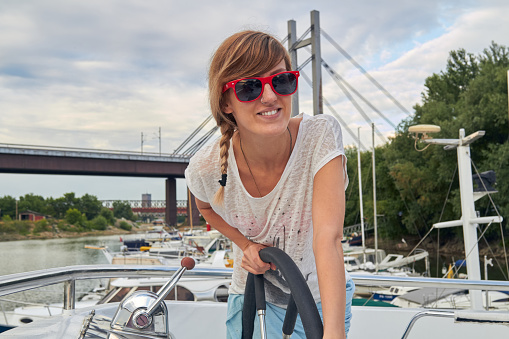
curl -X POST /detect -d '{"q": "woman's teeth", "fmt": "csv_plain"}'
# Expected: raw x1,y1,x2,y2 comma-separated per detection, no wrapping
260,110,277,116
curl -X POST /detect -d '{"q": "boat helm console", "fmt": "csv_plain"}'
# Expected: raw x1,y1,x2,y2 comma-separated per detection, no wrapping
107,257,195,339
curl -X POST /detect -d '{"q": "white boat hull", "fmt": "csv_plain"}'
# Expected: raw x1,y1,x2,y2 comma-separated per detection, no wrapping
2,302,509,339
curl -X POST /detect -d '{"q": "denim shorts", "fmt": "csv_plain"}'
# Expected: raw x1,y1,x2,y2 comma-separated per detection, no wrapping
226,277,355,338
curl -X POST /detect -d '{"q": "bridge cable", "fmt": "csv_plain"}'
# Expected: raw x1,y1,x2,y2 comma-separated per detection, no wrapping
321,29,411,116
287,27,312,53
313,60,387,142
299,70,369,150
182,126,219,156
174,115,214,154
297,45,388,141
321,60,397,130
296,56,313,71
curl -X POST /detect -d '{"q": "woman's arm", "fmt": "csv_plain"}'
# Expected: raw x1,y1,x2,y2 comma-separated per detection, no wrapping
195,197,274,274
312,155,347,339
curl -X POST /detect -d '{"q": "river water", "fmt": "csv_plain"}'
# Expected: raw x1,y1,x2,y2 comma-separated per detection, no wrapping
0,235,506,312
0,235,124,310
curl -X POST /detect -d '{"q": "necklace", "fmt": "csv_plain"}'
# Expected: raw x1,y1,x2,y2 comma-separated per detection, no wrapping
239,126,293,197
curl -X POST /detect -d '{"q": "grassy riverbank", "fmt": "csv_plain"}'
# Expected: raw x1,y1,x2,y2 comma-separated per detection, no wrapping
0,219,143,242
0,219,207,242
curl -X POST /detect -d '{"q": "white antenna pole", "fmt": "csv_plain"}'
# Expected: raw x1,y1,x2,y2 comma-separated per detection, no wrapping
141,132,144,154
159,127,162,156
372,123,378,271
357,128,366,263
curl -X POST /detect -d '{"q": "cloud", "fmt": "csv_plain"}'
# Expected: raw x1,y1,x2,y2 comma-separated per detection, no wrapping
0,0,507,199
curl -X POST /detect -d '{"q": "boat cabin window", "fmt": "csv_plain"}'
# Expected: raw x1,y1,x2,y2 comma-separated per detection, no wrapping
152,285,194,301
97,285,195,304
98,287,132,304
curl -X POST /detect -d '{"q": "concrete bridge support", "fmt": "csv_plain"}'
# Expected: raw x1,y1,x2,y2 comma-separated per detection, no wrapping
165,178,177,226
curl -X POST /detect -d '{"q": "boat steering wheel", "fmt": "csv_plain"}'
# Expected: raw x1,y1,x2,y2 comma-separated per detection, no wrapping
241,247,323,339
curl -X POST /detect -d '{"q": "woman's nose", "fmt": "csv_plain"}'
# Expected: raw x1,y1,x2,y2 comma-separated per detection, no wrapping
260,83,277,105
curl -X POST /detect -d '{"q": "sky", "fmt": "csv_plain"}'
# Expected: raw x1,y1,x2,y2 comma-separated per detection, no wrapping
0,0,508,202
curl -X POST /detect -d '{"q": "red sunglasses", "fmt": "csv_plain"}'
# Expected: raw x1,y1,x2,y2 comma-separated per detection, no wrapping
222,71,300,102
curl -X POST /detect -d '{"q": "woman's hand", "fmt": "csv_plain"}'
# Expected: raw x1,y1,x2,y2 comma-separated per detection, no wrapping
240,242,276,274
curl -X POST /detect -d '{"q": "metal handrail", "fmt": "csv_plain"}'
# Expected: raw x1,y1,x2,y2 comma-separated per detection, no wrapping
400,309,509,339
0,265,233,299
1,265,508,311
401,310,455,339
350,274,509,291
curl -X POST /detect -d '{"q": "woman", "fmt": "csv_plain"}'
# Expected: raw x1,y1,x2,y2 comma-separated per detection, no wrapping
185,30,354,338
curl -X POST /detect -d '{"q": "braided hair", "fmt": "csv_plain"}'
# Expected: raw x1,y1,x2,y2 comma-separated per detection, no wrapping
208,31,291,205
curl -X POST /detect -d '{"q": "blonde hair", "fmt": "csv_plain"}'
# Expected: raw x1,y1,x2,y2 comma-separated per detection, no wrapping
208,31,291,204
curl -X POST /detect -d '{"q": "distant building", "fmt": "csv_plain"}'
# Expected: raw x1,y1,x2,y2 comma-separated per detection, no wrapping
19,210,46,222
142,193,152,208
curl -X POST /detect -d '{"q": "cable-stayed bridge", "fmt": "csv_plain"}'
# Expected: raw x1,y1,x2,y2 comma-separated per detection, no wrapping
175,10,411,155
0,10,411,227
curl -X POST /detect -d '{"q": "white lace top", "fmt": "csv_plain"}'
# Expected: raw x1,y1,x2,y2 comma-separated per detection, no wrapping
185,113,349,307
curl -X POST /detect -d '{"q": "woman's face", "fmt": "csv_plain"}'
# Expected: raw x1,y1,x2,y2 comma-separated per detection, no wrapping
223,59,292,139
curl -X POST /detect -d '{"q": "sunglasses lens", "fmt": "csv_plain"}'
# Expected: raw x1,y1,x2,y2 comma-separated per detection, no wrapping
272,72,297,95
235,79,262,102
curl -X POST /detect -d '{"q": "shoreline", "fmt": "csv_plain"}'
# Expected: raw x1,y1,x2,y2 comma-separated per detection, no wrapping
0,227,134,242
365,235,507,258
2,227,505,259
0,223,206,243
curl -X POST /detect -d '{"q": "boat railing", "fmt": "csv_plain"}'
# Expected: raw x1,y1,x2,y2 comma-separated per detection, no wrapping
0,265,233,311
351,274,509,292
0,265,508,312
0,297,58,317
401,309,509,339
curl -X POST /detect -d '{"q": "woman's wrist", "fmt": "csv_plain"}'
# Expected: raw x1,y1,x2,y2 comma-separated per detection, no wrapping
239,239,254,252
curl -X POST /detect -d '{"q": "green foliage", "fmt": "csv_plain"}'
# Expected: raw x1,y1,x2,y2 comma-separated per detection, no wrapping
2,215,12,222
78,194,103,220
18,194,47,215
0,192,105,222
118,221,132,231
33,219,50,234
91,215,108,230
100,208,115,225
0,220,17,233
113,201,135,221
12,221,30,236
65,208,85,226
50,193,79,219
345,42,509,241
57,220,71,231
0,196,16,218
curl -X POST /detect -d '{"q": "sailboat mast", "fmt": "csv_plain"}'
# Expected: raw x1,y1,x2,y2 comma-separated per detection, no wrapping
357,128,366,262
372,123,378,271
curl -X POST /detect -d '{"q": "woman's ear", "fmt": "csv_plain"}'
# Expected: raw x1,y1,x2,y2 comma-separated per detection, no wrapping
223,100,234,114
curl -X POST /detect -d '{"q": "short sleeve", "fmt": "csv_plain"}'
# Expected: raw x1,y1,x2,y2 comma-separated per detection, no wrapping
311,115,349,189
185,157,210,203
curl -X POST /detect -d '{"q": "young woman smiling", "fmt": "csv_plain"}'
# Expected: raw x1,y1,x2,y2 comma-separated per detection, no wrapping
185,30,354,339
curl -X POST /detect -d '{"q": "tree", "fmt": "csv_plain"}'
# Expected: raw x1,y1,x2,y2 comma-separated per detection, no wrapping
18,194,46,214
343,42,509,241
78,194,102,220
112,201,135,221
50,193,79,219
91,215,108,230
100,208,115,225
65,208,84,226
0,196,17,218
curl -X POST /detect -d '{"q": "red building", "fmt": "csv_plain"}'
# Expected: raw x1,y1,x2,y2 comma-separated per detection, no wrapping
19,210,46,222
